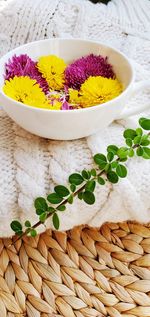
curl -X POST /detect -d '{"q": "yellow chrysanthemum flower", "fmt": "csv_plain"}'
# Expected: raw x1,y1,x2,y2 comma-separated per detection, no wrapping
69,89,81,105
48,100,62,110
3,76,51,109
69,76,122,107
47,92,62,110
37,55,66,90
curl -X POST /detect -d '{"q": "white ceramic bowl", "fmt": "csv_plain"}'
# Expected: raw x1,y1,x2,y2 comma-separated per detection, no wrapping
0,38,149,140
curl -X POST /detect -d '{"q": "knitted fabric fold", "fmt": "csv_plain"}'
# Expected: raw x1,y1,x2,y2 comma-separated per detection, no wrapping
0,0,150,237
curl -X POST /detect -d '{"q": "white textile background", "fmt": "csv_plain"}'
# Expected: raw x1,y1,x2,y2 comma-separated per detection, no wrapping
0,0,150,237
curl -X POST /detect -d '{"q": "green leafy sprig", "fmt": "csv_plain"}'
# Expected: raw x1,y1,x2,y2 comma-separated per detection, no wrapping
11,117,150,239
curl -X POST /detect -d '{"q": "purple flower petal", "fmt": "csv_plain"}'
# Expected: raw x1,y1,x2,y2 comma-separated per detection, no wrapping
65,54,115,90
61,100,73,110
4,54,49,93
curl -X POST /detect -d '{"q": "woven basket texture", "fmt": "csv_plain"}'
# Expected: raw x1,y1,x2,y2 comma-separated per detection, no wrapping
1,222,150,317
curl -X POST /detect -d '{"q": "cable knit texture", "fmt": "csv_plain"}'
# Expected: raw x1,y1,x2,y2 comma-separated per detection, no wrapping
0,0,150,237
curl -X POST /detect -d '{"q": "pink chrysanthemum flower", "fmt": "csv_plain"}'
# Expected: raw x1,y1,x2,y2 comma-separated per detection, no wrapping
48,91,73,110
65,54,115,90
4,54,49,93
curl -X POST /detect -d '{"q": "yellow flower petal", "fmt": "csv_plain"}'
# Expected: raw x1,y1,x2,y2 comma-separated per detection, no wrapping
37,55,66,90
69,76,122,108
3,76,50,109
68,89,80,105
48,101,62,110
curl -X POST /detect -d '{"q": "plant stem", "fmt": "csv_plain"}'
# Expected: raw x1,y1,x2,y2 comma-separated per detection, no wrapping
13,169,105,244
12,143,142,244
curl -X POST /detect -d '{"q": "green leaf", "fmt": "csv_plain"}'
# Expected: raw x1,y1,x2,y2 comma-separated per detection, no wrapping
68,194,73,204
116,164,127,178
85,180,96,192
104,163,111,172
142,147,150,159
97,176,105,185
123,129,136,140
48,206,55,213
70,184,76,192
82,170,90,180
120,157,128,162
52,213,60,230
30,229,37,237
39,212,47,223
57,205,66,212
140,135,150,146
107,152,114,162
91,168,96,177
78,192,83,200
16,230,23,236
125,138,132,147
94,154,107,169
139,117,150,130
47,193,63,204
128,148,134,157
111,161,118,168
107,171,119,184
10,221,22,233
69,173,84,185
117,147,128,159
107,145,118,155
26,228,31,235
36,209,45,215
141,134,149,141
136,147,143,156
83,191,95,205
136,128,143,136
54,185,70,197
140,138,150,146
25,220,31,228
87,171,91,179
34,197,48,213
134,135,141,145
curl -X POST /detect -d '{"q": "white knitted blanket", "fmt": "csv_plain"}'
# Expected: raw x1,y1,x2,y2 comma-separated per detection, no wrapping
0,0,150,237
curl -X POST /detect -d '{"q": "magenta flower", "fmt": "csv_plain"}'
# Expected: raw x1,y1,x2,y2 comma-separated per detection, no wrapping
4,54,49,93
61,100,73,110
59,94,73,110
65,54,115,90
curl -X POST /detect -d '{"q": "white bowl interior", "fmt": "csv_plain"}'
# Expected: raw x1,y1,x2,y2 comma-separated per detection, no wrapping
0,39,133,94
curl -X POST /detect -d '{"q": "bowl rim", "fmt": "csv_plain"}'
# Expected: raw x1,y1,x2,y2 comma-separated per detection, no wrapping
0,38,135,114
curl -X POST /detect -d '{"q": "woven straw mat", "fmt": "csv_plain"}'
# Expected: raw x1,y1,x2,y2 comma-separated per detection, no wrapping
1,222,150,316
